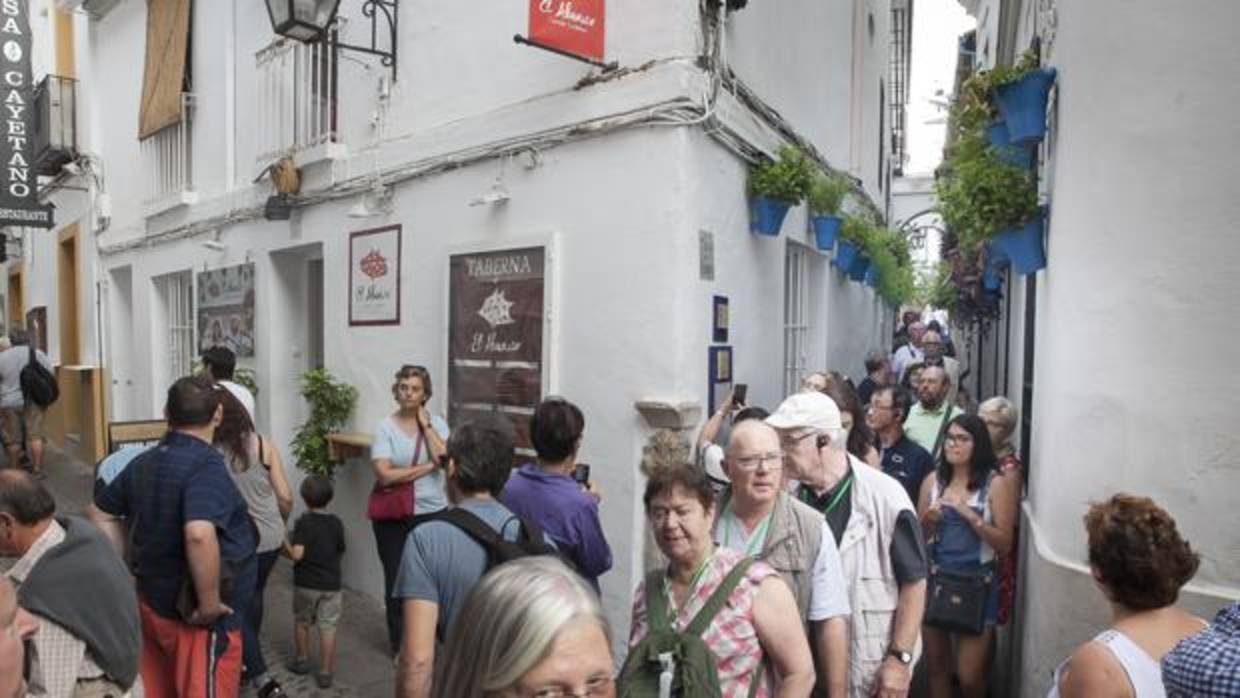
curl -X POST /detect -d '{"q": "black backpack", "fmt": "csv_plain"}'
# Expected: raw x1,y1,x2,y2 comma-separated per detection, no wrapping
20,346,58,408
416,507,557,571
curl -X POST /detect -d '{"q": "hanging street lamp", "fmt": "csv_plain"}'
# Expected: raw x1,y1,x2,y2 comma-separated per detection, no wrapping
264,0,400,80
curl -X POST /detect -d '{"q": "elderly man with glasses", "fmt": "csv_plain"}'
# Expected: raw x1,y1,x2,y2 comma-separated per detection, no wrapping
768,391,928,698
716,419,851,698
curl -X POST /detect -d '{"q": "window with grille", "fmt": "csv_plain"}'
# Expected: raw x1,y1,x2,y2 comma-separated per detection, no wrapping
783,244,811,396
155,271,195,383
256,36,339,163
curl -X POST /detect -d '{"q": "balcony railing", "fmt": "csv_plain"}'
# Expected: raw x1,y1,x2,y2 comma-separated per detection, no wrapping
256,37,339,164
142,93,196,210
33,74,78,176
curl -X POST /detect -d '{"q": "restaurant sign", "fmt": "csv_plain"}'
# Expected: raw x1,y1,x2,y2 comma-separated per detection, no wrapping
528,0,605,63
448,247,545,450
0,0,54,228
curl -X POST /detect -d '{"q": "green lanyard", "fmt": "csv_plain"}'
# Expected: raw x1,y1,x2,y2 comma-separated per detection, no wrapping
663,548,715,623
803,472,854,515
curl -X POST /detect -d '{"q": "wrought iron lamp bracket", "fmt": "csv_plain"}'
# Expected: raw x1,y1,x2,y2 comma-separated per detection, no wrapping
329,0,399,80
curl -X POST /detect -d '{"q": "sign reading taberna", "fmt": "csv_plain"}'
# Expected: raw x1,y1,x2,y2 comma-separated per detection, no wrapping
0,0,53,229
529,0,605,63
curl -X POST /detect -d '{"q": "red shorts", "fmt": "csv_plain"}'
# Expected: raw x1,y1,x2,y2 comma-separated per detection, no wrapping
138,602,242,698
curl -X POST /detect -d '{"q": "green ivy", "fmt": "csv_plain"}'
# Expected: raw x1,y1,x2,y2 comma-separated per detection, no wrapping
935,134,1038,254
839,214,872,244
291,368,359,478
864,228,916,307
748,145,815,203
807,172,851,216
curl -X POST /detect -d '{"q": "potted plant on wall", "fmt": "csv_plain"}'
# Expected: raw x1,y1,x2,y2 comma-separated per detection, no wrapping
807,172,851,251
291,367,359,478
833,214,867,271
747,145,814,237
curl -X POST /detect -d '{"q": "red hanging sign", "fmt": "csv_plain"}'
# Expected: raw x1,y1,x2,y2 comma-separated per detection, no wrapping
528,0,605,62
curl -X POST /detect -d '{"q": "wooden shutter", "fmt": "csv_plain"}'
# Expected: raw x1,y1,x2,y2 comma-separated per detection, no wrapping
137,0,191,140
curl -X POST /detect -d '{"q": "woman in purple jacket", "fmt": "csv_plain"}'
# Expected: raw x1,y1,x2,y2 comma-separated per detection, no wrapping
500,397,612,590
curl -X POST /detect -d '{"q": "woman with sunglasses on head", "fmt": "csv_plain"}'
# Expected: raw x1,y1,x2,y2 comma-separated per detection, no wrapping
369,365,450,655
917,414,1019,698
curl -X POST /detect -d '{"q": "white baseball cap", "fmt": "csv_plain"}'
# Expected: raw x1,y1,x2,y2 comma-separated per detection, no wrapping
765,391,842,432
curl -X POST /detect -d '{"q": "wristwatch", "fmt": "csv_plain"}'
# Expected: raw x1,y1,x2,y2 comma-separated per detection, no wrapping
887,647,913,665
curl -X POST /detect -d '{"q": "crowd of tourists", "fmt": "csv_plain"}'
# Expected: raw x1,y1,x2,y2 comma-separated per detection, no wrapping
0,325,1236,698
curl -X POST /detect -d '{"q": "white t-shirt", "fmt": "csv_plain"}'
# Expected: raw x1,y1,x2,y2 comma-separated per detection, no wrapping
715,505,851,621
219,380,256,424
701,443,728,482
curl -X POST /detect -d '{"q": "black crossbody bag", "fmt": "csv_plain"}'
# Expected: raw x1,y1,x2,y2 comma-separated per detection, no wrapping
924,475,994,635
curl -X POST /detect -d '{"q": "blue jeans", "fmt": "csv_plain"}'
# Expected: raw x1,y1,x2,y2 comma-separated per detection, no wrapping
241,550,281,680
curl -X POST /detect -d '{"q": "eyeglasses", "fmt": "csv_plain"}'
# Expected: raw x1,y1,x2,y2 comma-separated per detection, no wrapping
525,676,614,698
944,432,972,445
731,453,784,471
780,431,819,449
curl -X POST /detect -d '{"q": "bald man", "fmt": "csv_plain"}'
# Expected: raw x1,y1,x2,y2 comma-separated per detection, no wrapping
903,365,962,459
717,420,851,698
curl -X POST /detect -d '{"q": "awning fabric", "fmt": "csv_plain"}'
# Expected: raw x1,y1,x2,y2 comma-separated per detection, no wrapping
138,0,191,140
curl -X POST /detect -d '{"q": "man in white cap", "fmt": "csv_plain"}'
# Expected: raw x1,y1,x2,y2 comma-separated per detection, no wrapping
767,391,928,698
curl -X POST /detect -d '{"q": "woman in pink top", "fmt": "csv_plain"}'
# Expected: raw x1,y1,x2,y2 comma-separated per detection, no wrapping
626,462,814,698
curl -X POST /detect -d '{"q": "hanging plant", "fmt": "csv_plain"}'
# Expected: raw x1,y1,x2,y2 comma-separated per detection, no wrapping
747,145,815,236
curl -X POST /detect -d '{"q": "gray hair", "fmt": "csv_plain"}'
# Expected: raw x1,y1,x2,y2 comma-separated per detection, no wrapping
435,557,612,696
979,396,1018,443
7,325,28,346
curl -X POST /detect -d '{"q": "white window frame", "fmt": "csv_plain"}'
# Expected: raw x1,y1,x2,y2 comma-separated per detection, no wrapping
784,243,811,396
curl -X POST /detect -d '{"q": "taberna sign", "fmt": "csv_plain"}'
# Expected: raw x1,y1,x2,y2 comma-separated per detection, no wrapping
0,0,54,229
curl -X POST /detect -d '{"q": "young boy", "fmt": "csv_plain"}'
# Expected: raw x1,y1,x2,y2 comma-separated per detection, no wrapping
285,474,346,688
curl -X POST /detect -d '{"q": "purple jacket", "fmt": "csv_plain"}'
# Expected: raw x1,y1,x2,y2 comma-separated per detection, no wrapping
501,464,613,588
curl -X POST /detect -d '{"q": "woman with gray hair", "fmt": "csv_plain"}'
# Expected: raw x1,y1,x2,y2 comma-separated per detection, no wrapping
435,557,615,697
978,396,1022,626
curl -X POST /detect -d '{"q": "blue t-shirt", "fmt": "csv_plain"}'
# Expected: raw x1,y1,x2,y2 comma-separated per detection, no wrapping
880,434,935,506
371,414,450,514
95,431,257,629
393,498,553,641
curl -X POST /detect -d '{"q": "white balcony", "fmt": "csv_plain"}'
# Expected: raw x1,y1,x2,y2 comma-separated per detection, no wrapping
142,93,198,216
256,38,345,167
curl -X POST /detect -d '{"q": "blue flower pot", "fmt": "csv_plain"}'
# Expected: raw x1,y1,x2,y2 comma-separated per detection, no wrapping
811,215,843,251
749,195,792,236
992,213,1047,275
848,254,871,282
864,265,878,288
987,121,1036,168
982,266,1003,291
834,239,859,270
993,68,1057,144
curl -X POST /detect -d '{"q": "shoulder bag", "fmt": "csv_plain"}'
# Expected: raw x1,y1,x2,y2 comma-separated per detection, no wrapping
367,428,424,521
924,475,994,635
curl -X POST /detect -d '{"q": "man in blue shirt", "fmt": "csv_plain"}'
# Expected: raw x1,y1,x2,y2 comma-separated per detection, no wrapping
92,376,256,698
867,385,935,505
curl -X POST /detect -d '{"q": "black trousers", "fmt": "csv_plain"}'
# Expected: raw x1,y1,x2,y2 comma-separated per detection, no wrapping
372,518,415,654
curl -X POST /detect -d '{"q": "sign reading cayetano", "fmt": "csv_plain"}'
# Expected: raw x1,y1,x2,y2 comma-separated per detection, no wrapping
0,0,54,228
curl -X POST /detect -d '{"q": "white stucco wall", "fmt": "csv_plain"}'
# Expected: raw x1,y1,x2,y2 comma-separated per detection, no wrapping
1010,1,1240,695
23,0,900,651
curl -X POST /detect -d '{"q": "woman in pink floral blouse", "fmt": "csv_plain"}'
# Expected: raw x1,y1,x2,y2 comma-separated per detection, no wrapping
627,462,814,698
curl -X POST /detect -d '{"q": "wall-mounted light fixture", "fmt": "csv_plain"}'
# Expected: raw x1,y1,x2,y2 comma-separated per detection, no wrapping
264,0,400,80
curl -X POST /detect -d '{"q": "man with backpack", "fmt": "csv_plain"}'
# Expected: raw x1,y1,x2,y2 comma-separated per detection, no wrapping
393,420,556,698
0,327,55,476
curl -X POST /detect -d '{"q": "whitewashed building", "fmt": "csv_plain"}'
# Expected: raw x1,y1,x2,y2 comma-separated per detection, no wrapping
7,0,907,639
957,0,1240,694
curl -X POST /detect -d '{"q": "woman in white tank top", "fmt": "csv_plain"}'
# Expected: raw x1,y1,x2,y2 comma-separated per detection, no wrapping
1049,495,1205,698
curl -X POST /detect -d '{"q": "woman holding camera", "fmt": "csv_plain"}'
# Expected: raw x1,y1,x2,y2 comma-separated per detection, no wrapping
369,365,449,655
500,397,613,591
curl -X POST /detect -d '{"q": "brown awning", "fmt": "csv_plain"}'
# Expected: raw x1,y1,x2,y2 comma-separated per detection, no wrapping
137,0,191,140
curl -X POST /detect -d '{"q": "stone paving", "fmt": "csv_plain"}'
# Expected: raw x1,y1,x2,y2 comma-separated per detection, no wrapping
25,445,397,698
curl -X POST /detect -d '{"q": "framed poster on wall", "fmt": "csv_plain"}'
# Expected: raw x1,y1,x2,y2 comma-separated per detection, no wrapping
448,247,546,452
707,345,733,415
197,263,256,357
349,225,402,326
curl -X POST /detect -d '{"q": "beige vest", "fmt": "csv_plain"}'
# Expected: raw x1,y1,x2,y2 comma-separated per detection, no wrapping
834,455,924,697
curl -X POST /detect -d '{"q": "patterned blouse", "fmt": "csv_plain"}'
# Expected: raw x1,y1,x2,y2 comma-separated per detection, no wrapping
629,547,780,698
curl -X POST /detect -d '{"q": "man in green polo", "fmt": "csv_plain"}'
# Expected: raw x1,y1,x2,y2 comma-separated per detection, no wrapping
902,365,962,459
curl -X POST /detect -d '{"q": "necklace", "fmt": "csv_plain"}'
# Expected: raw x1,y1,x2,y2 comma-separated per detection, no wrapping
663,547,715,622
